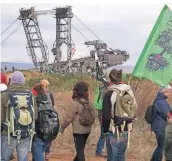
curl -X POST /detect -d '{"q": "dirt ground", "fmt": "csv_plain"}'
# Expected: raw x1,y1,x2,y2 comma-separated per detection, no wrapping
11,90,139,161
13,153,137,161
9,72,171,161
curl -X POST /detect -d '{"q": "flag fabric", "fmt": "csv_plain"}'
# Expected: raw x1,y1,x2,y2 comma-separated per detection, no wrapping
71,48,76,53
132,5,172,87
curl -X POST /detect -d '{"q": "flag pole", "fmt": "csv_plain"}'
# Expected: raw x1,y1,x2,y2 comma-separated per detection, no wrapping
127,73,133,149
128,74,132,85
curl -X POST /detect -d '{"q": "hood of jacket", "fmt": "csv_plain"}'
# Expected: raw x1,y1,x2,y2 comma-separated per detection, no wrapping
155,92,168,102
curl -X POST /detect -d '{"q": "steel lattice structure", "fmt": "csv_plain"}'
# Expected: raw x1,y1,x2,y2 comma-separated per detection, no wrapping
19,7,49,70
15,6,130,74
52,6,73,68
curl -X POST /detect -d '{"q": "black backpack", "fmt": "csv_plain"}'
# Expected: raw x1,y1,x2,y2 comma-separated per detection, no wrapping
36,95,59,141
144,104,157,124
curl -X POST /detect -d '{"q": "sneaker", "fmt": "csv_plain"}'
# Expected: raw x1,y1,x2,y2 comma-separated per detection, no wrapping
45,154,50,160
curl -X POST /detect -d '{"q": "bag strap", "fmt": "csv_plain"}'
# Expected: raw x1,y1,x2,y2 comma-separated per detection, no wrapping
77,99,85,107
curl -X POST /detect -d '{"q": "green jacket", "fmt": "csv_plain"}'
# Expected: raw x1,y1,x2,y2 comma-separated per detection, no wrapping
1,83,38,134
164,124,172,160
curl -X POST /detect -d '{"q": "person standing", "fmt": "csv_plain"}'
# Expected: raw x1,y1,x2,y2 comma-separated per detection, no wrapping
31,80,58,161
95,109,107,157
94,85,108,158
12,66,15,73
4,66,7,72
102,69,137,161
0,73,8,91
0,73,16,160
40,79,55,161
60,81,95,161
164,111,172,161
1,71,37,161
151,85,172,161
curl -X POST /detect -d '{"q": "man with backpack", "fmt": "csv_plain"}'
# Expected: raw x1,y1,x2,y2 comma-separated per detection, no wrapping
1,71,37,161
31,80,59,161
149,85,172,161
102,69,138,161
0,73,16,160
164,109,172,161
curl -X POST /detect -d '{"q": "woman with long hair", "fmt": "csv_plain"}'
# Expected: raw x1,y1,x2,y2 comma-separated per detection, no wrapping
31,80,55,161
60,81,95,161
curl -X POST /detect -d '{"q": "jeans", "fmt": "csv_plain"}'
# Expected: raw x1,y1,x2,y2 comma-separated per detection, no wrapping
151,131,165,161
106,131,128,161
45,141,52,155
31,138,51,161
96,118,106,154
1,135,30,161
73,133,89,161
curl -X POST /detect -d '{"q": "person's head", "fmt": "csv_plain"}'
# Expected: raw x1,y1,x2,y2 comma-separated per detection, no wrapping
10,71,25,85
159,85,172,98
34,84,46,95
109,69,122,83
40,79,50,91
1,73,8,86
72,81,89,100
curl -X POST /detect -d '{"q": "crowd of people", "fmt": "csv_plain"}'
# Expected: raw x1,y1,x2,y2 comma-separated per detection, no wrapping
0,69,172,161
1,72,55,161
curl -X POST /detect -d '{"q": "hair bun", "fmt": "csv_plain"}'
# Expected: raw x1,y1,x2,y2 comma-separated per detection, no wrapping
109,69,122,83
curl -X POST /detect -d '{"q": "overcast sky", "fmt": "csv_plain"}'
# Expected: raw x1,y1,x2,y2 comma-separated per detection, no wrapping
1,3,172,66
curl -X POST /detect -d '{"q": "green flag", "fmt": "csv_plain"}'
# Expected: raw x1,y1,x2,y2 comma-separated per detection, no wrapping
132,5,172,87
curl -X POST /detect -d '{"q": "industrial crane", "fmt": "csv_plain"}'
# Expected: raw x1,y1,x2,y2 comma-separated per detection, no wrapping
1,5,130,75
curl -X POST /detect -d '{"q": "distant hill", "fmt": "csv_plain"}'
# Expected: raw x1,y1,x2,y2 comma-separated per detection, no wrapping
1,62,34,71
0,62,134,73
107,65,133,73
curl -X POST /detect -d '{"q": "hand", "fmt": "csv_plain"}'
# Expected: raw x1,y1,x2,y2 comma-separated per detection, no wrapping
132,117,137,122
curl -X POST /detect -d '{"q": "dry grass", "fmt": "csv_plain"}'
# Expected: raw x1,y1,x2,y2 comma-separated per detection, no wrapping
20,72,172,160
53,79,172,160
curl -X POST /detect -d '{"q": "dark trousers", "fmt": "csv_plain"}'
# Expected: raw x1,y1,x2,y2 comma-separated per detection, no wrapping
151,131,165,161
45,141,52,155
73,133,89,161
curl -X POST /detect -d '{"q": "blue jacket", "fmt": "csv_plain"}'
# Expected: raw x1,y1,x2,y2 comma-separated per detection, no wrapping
151,92,171,132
